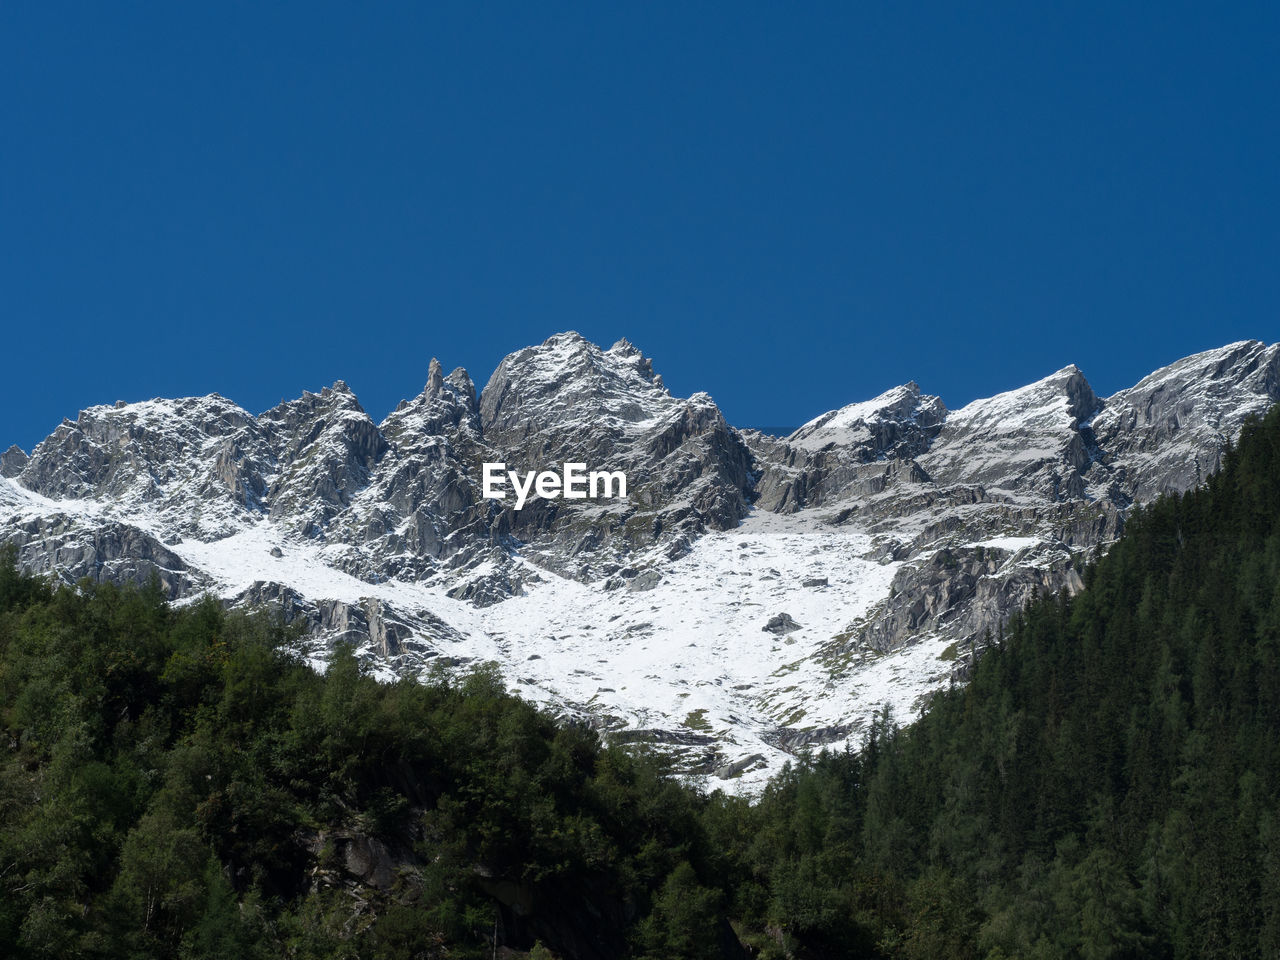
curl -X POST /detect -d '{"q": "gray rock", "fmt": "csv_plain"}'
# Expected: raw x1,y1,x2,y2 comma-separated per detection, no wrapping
477,332,754,575
1091,339,1280,502
916,365,1100,497
715,753,766,779
761,722,861,754
626,569,662,593
763,613,801,634
3,334,1278,784
751,382,946,512
260,382,389,533
3,515,200,599
1,445,27,478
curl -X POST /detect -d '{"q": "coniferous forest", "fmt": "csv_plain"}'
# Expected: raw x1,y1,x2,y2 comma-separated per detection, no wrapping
3,406,1280,959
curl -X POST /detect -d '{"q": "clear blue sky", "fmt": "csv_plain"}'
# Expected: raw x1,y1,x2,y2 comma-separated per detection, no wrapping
2,2,1277,451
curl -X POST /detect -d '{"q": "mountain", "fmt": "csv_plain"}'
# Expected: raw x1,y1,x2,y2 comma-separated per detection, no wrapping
2,335,1277,788
726,402,1280,959
6,403,1280,959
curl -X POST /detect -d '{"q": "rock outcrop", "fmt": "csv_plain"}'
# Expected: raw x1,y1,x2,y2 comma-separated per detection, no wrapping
1,445,28,478
2,334,1277,789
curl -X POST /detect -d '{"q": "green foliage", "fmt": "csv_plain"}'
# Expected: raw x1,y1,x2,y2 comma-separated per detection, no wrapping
635,860,724,959
716,406,1280,957
0,558,722,958
4,404,1280,957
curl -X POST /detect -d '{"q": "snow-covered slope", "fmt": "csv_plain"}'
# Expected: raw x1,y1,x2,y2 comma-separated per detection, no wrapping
789,382,947,457
1092,340,1280,501
3,335,1277,791
917,365,1100,498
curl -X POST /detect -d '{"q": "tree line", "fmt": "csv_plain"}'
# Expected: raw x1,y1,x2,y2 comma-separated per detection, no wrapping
4,404,1280,958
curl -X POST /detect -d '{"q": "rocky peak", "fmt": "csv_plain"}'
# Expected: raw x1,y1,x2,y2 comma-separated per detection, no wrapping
789,382,948,457
1091,340,1280,500
444,366,478,407
1099,341,1278,433
750,382,948,512
916,365,1102,494
1060,365,1101,423
950,365,1099,434
259,385,388,533
607,336,659,381
18,394,258,500
1195,339,1278,385
266,381,366,416
3,335,1279,792
1,445,28,479
382,361,482,448
425,358,445,398
480,333,677,446
470,336,754,578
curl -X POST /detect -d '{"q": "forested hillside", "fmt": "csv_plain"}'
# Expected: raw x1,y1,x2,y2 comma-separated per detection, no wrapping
4,405,1280,959
0,556,733,959
728,405,1280,958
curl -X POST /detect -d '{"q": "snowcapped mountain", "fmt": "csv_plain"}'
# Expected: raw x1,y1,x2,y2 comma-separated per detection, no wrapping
2,335,1277,791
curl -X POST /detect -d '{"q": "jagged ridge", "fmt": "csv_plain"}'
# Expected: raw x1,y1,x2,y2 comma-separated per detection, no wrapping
1,335,1277,790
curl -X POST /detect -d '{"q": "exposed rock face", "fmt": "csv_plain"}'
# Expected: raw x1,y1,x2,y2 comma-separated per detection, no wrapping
1091,339,1280,501
345,360,492,582
848,543,1083,655
18,394,265,538
746,345,1279,659
763,613,801,635
790,382,948,459
4,513,201,599
478,333,753,578
753,382,947,512
916,365,1100,497
259,382,390,535
4,334,754,587
2,334,1277,790
1,445,27,478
